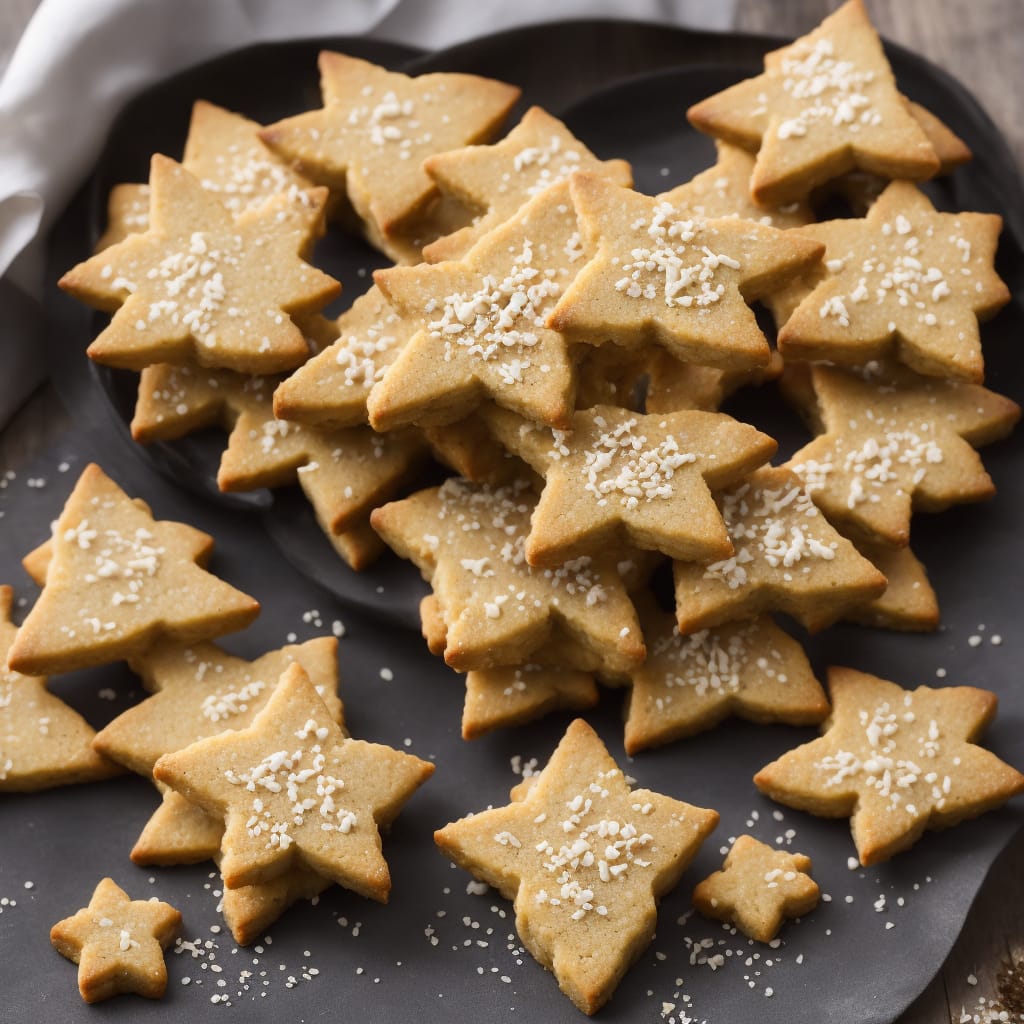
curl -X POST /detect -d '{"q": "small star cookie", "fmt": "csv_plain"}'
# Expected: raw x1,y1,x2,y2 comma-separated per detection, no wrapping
754,666,1024,865
687,0,940,205
153,662,434,895
435,718,719,1014
50,878,181,1003
8,464,260,676
692,834,819,942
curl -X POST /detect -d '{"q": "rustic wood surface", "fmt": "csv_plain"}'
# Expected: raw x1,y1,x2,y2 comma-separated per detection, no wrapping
1,2,1021,1022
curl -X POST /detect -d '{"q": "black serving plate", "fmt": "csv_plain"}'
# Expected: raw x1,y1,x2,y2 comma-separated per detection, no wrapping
9,18,1024,1024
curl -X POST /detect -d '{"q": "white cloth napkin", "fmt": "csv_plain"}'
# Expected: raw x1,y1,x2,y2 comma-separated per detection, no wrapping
0,0,737,428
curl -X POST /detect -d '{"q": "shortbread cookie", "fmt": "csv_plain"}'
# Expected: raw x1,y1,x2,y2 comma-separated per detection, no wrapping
845,540,939,632
371,478,646,673
574,342,648,411
482,404,776,565
777,182,1009,382
754,666,1024,865
786,364,1020,546
370,180,584,431
644,349,784,415
423,416,530,485
0,586,119,791
622,596,827,754
154,663,434,894
96,184,151,251
50,878,181,1003
673,465,887,633
325,517,388,572
435,718,719,1014
422,105,632,263
687,0,940,205
60,155,339,374
259,51,519,260
8,465,260,675
692,834,819,942
546,173,823,369
131,789,223,866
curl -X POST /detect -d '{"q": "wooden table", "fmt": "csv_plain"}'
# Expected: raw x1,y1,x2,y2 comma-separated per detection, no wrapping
2,2,1021,1021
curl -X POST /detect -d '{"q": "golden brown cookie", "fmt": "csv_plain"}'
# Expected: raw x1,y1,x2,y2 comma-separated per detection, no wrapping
644,349,784,415
786,363,1020,546
154,663,434,895
574,342,648,411
546,173,823,368
754,666,1024,865
687,0,940,205
673,465,887,633
845,539,939,632
422,105,632,263
95,184,151,251
692,834,819,942
8,465,260,675
60,155,339,374
423,416,531,485
131,789,223,866
50,878,181,1003
434,718,719,1014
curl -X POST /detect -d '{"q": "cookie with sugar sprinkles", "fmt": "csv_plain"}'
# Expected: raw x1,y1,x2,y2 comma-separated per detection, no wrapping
785,363,1019,547
422,105,633,263
687,0,940,205
434,718,719,1014
0,585,120,791
777,181,1009,382
154,662,434,894
60,155,339,375
692,834,819,942
7,464,260,676
369,179,585,432
371,478,646,674
481,404,777,566
546,173,823,369
673,464,887,634
259,51,520,260
50,878,181,1003
95,183,151,251
622,595,828,755
754,666,1024,865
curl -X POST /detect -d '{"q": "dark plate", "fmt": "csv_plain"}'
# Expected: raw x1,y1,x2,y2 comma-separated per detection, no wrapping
12,18,1024,1024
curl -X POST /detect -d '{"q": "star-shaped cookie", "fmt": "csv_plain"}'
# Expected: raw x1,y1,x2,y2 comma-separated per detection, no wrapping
369,180,584,431
754,666,1024,865
673,465,887,633
786,364,1020,546
371,478,646,673
0,585,119,791
622,596,827,755
687,0,940,205
50,878,181,1003
546,173,823,369
154,663,433,895
692,834,819,942
845,539,939,632
60,155,339,374
131,789,223,866
483,404,776,565
777,182,1009,381
8,465,260,676
259,51,519,258
644,348,784,415
435,718,718,1014
422,105,632,263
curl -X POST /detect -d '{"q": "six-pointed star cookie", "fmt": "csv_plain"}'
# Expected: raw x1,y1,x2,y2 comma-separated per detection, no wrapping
692,834,819,942
0,585,119,791
778,182,1009,382
483,404,776,565
60,155,339,375
7,465,260,676
50,878,181,1003
259,51,519,255
786,364,1020,546
687,0,940,205
371,478,646,673
370,180,585,431
154,663,434,894
754,666,1024,865
622,596,827,755
546,174,823,369
673,465,887,634
435,718,719,1014
422,105,633,263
